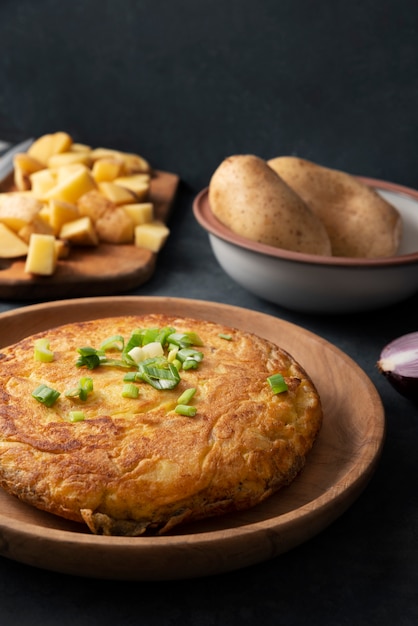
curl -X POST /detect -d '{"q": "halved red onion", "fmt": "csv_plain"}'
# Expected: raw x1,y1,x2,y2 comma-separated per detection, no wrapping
378,332,418,402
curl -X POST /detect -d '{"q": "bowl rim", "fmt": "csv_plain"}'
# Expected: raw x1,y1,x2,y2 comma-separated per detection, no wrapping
193,176,418,268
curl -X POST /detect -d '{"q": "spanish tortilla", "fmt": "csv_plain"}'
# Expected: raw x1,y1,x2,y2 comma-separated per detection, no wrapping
0,314,322,536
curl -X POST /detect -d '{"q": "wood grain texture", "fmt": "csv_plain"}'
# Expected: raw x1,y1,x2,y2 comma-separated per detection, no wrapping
0,171,179,300
0,297,385,580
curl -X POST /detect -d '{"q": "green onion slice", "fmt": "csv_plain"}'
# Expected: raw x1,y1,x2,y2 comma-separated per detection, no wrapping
177,387,196,405
76,346,103,369
167,332,203,348
100,335,124,351
122,383,139,398
67,410,86,422
175,404,197,417
267,373,288,394
65,376,94,401
218,333,232,341
32,384,61,407
137,359,181,390
34,338,54,363
176,348,204,363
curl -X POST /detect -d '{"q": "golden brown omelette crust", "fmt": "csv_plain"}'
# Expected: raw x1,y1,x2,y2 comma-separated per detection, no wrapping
0,314,322,536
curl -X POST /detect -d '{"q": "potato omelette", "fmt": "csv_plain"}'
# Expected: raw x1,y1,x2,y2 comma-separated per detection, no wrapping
0,314,322,536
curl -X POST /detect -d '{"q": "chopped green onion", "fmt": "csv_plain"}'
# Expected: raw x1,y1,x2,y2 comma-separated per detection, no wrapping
267,373,288,394
65,377,94,401
32,384,61,407
218,333,232,341
177,387,196,405
182,359,199,370
155,326,176,346
100,335,124,351
137,359,181,390
122,383,139,398
34,338,54,363
123,371,139,382
67,410,85,422
167,332,203,348
175,404,197,417
176,348,204,363
76,346,103,369
167,347,179,363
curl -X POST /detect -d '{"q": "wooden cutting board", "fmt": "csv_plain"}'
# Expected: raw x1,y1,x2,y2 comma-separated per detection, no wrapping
0,170,179,300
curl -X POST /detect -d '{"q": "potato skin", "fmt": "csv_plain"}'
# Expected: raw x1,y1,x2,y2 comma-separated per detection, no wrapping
209,155,332,255
268,156,402,258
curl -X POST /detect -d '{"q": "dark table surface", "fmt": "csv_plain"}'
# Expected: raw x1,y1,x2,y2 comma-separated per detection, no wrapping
1,0,418,624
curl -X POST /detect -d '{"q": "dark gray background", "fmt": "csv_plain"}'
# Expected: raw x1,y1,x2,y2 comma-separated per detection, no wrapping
0,1,418,624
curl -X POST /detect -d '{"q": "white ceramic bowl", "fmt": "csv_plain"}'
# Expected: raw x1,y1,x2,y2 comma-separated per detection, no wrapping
193,177,418,314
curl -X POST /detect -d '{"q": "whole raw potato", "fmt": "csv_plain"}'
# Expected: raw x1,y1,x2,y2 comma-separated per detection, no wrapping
267,156,402,258
208,155,332,255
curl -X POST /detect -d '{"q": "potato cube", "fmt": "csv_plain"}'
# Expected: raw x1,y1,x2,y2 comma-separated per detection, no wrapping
44,168,97,204
77,190,115,222
90,148,151,174
59,216,98,246
0,223,29,258
24,233,57,275
70,143,91,153
98,182,137,205
95,208,134,244
13,153,44,191
30,169,57,198
54,164,89,184
18,216,54,243
113,174,150,199
54,238,71,259
92,158,124,182
122,202,154,225
49,199,79,235
27,132,73,166
122,152,151,174
47,151,92,169
0,195,44,232
134,220,170,252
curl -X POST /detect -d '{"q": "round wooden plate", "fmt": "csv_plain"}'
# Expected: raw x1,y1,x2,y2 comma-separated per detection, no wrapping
0,296,385,580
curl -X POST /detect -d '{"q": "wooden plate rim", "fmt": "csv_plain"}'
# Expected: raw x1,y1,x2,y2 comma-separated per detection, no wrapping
0,296,385,578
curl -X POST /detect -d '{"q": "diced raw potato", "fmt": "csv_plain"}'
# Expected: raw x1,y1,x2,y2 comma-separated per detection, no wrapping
18,216,54,243
134,220,170,252
98,182,137,205
92,158,124,182
122,153,151,174
95,207,134,244
44,168,97,204
47,151,92,169
30,169,57,198
89,147,122,161
77,190,115,221
0,191,34,207
70,143,91,153
114,174,150,199
122,202,154,225
54,164,89,184
90,148,150,174
13,153,44,191
59,216,98,246
27,132,73,165
0,223,29,257
54,238,71,259
24,233,57,275
0,195,43,231
49,199,79,235
38,205,51,226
